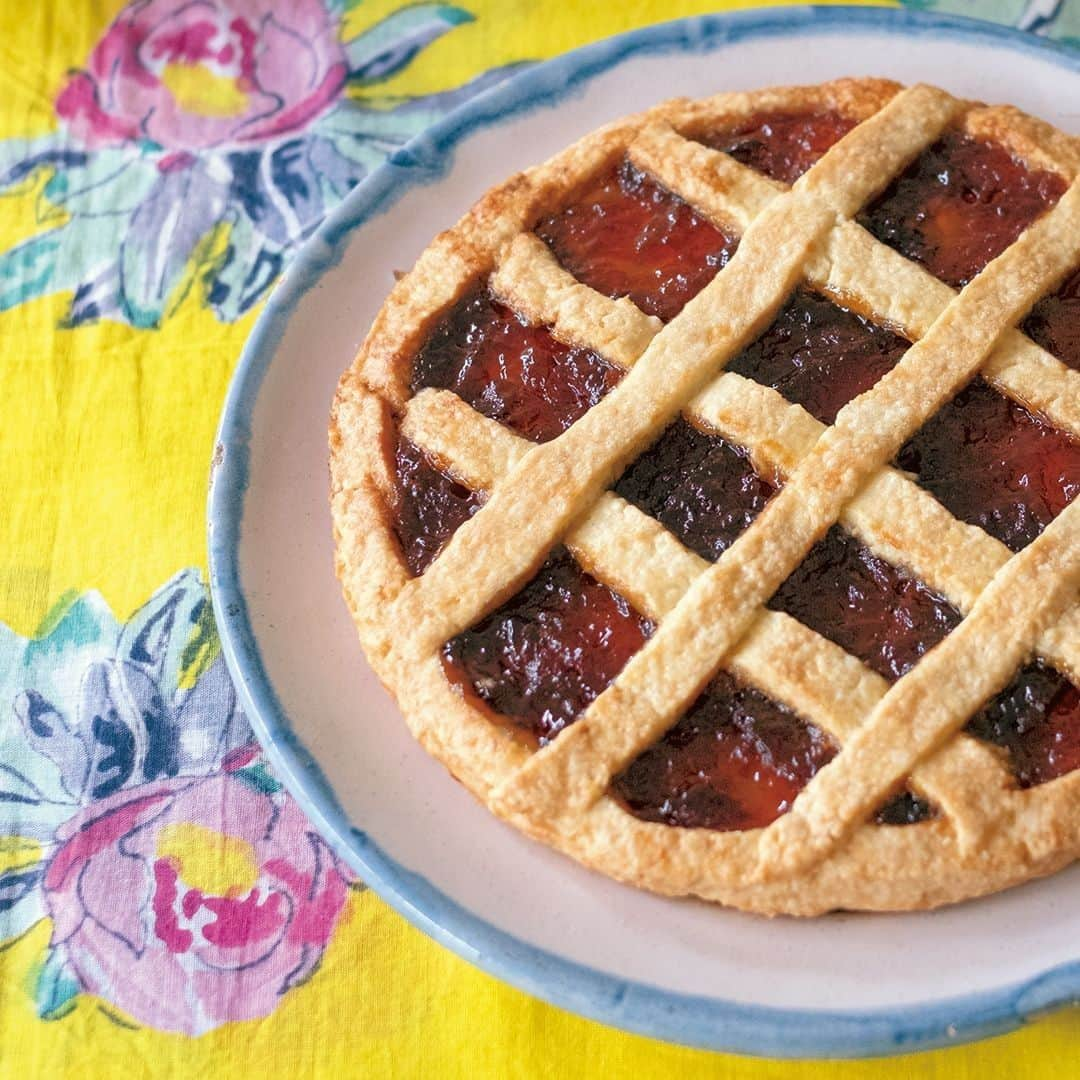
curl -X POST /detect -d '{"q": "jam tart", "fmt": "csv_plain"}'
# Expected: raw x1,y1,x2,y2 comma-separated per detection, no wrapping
330,79,1080,916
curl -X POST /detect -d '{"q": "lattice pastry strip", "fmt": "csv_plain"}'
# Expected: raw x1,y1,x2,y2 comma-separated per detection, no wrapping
629,120,1080,437
386,84,961,655
499,178,1080,831
389,388,1080,906
757,503,1080,879
331,78,1080,913
495,231,1080,680
402,387,1008,839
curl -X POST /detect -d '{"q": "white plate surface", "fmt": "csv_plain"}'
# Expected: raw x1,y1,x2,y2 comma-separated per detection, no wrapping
209,8,1080,1057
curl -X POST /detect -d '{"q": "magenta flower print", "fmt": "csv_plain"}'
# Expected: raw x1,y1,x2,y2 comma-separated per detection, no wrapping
56,0,349,151
0,0,514,327
0,570,356,1031
44,771,349,1034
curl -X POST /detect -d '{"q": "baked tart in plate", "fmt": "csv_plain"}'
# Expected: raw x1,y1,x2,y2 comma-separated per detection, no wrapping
329,77,1080,917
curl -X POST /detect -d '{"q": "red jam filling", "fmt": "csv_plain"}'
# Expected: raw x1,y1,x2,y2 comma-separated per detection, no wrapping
859,132,1066,288
895,378,1080,553
876,790,935,826
700,109,857,185
966,662,1080,787
611,670,837,831
411,287,623,443
442,548,653,744
534,159,738,322
769,526,962,682
727,288,910,424
392,438,483,576
1023,266,1080,373
614,419,778,562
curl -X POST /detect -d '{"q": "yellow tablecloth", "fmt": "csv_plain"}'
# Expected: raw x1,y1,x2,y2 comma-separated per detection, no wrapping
1,1,1077,1075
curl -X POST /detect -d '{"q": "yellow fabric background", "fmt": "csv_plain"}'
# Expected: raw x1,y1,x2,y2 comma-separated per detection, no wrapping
0,1,1076,1075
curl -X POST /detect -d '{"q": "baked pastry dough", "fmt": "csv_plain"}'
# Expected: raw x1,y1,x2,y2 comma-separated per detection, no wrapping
330,79,1080,915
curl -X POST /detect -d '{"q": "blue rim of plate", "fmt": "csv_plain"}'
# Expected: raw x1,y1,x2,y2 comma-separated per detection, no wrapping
209,6,1080,1059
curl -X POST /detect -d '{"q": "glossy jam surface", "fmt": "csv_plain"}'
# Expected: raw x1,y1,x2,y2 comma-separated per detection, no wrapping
859,132,1066,288
443,549,652,744
727,288,910,424
876,790,935,826
612,670,837,831
1023,266,1080,373
392,438,483,577
967,662,1080,787
701,109,857,185
896,379,1080,552
614,419,778,562
769,526,962,682
411,288,622,443
534,159,738,321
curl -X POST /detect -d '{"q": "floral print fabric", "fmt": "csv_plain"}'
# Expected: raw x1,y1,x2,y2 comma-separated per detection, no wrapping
0,0,499,1036
0,0,508,327
1,572,351,1032
0,0,1077,1072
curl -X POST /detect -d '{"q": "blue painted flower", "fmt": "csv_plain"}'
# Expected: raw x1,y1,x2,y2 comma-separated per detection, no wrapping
0,0,511,328
0,570,352,1028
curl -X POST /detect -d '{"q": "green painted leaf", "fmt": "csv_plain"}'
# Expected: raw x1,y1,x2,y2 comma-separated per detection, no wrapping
0,210,129,312
0,234,60,310
34,948,81,1021
235,763,283,795
345,4,473,84
41,151,158,220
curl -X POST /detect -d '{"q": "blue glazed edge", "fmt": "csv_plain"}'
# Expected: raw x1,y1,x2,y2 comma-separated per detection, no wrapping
208,6,1080,1059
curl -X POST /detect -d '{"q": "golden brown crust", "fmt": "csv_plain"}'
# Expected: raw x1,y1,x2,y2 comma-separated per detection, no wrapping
329,78,1080,915
665,77,903,140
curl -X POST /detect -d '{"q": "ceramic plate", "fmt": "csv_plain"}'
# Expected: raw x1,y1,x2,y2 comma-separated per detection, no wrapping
208,7,1080,1058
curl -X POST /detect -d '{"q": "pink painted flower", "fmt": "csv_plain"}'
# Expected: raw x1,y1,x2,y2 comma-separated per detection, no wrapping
3,0,483,327
43,768,350,1034
56,0,348,150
